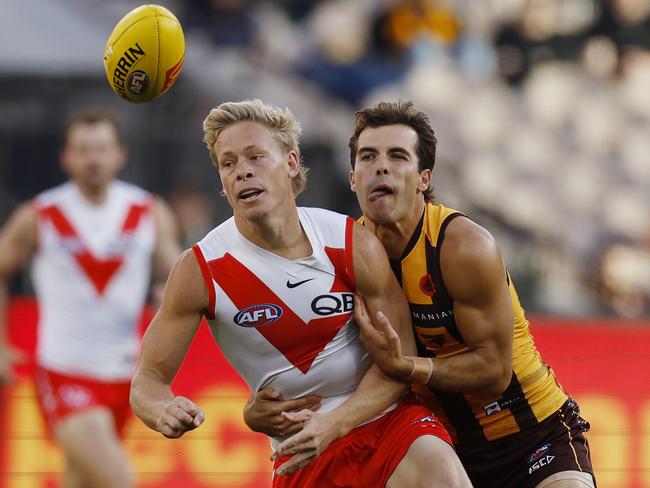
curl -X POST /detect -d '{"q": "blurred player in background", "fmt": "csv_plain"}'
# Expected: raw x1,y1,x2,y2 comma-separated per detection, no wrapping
0,108,180,488
130,99,471,487
246,101,595,488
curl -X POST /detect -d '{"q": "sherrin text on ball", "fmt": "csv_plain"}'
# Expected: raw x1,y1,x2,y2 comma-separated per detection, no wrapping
104,4,185,103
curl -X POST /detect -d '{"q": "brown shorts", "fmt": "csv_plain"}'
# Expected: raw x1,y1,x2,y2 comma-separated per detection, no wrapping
457,398,595,488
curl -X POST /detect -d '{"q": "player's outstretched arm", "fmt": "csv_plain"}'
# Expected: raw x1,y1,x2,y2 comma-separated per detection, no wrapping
0,204,37,384
130,249,207,438
272,222,414,475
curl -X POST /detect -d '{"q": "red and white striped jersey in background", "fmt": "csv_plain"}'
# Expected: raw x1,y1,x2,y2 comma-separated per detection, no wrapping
32,181,156,381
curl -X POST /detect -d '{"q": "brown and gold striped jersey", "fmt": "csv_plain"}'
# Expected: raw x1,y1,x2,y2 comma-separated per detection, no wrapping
376,202,568,446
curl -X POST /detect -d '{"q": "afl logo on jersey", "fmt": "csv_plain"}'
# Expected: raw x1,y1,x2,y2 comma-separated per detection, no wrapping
234,304,283,328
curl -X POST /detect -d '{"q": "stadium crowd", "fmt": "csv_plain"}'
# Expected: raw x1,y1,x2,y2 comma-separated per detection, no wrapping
1,0,648,318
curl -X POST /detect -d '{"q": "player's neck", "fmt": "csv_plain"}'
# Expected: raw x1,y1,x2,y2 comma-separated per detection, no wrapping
74,182,110,205
235,207,311,260
367,199,426,259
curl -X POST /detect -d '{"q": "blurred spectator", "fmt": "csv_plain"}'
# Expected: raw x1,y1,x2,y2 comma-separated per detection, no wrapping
295,1,413,105
591,0,650,53
273,0,320,22
2,0,650,318
182,0,258,47
598,243,650,318
495,0,599,85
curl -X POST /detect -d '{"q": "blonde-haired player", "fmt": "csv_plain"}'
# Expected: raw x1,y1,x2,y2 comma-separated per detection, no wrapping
130,99,472,487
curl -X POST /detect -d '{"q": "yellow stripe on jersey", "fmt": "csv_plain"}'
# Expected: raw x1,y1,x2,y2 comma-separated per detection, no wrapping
396,202,567,445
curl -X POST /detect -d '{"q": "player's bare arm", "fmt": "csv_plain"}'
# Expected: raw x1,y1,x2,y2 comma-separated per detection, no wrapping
130,249,207,437
272,222,414,474
244,388,322,437
357,217,514,396
0,204,37,384
150,197,182,306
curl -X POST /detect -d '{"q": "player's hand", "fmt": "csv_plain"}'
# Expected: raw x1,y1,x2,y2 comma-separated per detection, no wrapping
271,410,342,476
244,387,321,437
354,294,412,379
0,345,27,386
156,396,205,438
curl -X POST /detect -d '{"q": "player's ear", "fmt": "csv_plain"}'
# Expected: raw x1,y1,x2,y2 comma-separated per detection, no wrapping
287,150,300,177
349,170,356,192
417,169,431,193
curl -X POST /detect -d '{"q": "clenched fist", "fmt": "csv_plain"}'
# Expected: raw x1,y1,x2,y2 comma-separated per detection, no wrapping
156,396,205,438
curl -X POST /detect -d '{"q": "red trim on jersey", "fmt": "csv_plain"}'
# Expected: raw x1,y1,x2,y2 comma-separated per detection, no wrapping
39,205,122,295
121,201,152,232
191,245,216,320
323,218,356,293
344,217,356,288
209,253,351,374
38,203,150,296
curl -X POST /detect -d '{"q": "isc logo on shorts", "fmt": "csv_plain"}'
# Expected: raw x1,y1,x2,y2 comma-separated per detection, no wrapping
528,443,555,474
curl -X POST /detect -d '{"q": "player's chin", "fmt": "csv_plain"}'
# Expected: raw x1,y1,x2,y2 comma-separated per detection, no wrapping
81,176,110,191
362,205,395,226
236,201,269,220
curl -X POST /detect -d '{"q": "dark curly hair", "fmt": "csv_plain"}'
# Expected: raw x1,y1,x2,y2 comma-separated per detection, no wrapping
349,101,437,201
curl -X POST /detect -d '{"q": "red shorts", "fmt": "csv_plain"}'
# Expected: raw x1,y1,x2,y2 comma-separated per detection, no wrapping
34,366,131,437
273,397,453,488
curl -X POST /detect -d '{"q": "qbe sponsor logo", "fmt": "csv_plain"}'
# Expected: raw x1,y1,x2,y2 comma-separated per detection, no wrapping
311,293,353,316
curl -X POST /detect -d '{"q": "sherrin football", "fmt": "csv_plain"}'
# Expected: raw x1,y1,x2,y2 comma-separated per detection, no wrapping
103,4,185,103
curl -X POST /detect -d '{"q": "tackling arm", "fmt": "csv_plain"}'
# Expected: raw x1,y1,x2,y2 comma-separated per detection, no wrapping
272,222,414,474
356,218,514,396
430,217,513,395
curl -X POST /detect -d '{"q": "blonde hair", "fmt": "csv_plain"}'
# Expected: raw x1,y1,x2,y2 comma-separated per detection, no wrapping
203,99,308,196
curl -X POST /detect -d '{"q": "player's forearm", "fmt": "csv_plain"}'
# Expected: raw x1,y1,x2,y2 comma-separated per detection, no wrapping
410,350,511,396
130,369,176,431
328,364,406,438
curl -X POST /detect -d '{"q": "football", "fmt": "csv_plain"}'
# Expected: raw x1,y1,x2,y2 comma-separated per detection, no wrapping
103,4,185,103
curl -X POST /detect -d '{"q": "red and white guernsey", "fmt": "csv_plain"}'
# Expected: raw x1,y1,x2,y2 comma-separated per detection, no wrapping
193,208,384,445
32,181,156,381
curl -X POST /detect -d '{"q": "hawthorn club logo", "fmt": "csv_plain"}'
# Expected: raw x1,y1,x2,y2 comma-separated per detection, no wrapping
419,274,436,297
